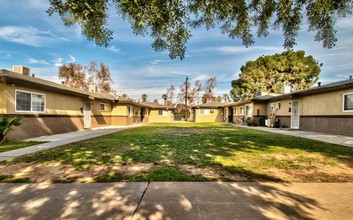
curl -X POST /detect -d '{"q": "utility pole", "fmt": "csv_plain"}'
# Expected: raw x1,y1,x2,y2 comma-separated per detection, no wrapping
185,76,188,120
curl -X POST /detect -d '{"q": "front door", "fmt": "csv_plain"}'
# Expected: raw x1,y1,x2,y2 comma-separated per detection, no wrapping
141,108,145,123
228,107,233,123
291,100,300,129
84,101,92,129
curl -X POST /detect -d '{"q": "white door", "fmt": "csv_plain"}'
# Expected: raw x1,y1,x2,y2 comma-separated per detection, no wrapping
84,101,92,129
291,100,300,129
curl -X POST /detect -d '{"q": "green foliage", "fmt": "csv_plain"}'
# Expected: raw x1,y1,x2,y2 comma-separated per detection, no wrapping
0,116,22,144
48,0,352,59
230,50,322,101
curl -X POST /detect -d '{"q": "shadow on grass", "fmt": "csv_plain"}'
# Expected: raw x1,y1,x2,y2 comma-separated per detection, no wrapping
4,124,353,182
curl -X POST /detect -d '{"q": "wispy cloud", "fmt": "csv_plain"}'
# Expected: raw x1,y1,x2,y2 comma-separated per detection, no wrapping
336,15,353,32
52,57,63,67
0,26,68,47
148,59,168,65
191,45,283,55
66,54,76,63
107,45,121,53
27,58,50,65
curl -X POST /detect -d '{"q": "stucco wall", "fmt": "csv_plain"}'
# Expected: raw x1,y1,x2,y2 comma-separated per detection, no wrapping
0,81,6,114
8,115,84,140
194,108,224,122
252,103,267,117
301,88,353,116
6,85,83,115
300,116,353,136
149,109,173,123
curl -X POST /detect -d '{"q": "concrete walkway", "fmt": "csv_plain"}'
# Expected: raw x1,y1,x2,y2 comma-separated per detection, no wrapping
234,125,353,148
0,182,352,219
0,125,140,162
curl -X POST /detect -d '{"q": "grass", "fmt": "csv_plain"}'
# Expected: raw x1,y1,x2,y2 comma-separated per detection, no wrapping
1,123,353,182
0,141,44,153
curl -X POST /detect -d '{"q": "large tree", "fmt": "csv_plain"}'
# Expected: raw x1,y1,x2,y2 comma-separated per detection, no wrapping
230,50,322,101
48,0,352,59
202,76,217,103
87,61,114,93
59,61,115,94
58,63,88,90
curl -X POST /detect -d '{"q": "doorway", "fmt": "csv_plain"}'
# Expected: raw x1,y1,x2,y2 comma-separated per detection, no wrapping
291,100,300,129
83,101,92,129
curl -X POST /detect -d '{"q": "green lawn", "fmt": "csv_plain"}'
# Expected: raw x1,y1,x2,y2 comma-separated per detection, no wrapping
1,123,353,183
0,141,44,153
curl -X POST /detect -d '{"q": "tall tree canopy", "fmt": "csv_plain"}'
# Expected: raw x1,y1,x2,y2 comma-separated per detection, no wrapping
58,61,115,93
230,50,322,101
58,63,87,90
48,0,352,59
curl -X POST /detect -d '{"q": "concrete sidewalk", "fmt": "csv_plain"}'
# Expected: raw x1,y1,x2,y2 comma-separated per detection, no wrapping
0,125,140,162
234,124,353,148
1,182,352,219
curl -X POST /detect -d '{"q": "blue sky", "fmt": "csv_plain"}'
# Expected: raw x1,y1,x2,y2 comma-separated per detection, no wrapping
1,1,353,102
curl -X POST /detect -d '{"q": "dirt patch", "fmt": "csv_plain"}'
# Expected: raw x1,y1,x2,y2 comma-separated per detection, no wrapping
0,162,153,183
178,165,249,181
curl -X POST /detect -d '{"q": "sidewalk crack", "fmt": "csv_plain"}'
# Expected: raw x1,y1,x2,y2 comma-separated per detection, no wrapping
131,181,150,219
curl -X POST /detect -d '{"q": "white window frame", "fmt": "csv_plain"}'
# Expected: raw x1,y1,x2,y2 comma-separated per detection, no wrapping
240,107,244,115
158,110,168,116
100,103,110,112
234,107,237,115
15,89,46,113
343,92,353,112
245,104,252,117
200,109,210,115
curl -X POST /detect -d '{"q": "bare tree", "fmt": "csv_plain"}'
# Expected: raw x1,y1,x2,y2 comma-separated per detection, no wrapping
59,63,88,90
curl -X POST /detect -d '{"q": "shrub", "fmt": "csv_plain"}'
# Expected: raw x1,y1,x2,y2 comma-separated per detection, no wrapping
0,116,22,144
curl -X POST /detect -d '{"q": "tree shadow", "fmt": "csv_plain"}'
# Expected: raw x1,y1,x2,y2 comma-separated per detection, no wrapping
0,182,146,220
133,182,330,219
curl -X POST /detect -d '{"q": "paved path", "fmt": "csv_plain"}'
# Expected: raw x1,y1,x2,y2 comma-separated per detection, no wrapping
0,125,140,162
234,125,353,148
1,182,352,219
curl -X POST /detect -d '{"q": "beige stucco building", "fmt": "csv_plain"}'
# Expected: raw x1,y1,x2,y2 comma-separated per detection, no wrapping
1,67,353,139
0,68,174,140
224,77,353,136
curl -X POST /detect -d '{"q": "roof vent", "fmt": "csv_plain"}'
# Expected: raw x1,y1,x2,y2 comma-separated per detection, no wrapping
318,82,321,87
12,65,30,76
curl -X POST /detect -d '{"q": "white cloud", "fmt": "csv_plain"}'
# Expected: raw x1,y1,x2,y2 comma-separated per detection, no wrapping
27,58,50,65
0,26,68,47
148,59,167,65
336,15,353,32
107,46,121,53
52,57,63,67
66,54,76,63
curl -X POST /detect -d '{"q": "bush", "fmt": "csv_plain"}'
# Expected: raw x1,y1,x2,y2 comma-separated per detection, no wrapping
0,116,22,144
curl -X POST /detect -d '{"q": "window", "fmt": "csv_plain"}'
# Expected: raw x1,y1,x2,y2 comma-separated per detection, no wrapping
234,108,237,115
343,93,353,112
200,109,210,115
16,90,45,112
100,103,109,111
158,110,168,116
245,105,252,117
240,107,244,115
